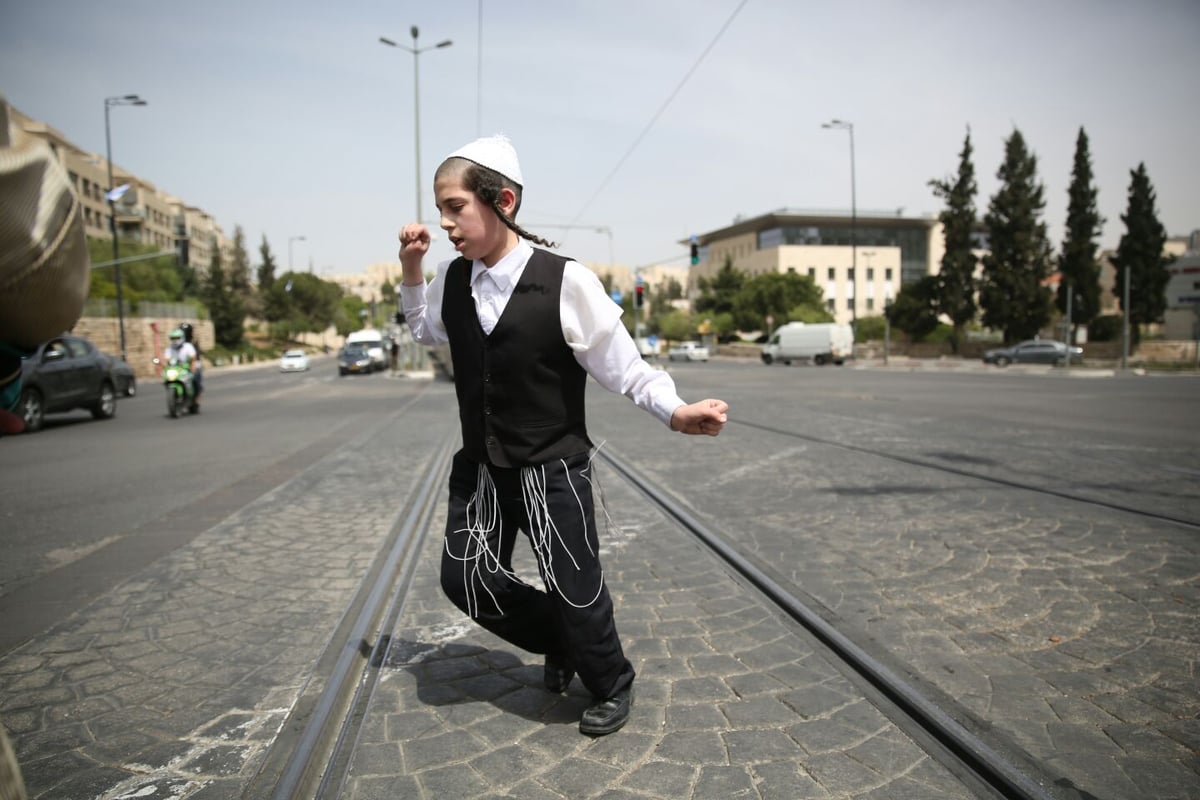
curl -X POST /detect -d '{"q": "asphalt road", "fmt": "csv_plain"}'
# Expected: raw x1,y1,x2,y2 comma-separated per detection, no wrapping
0,355,411,653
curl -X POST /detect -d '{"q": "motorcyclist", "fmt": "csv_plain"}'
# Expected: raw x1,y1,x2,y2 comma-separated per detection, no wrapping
164,329,198,373
178,322,203,404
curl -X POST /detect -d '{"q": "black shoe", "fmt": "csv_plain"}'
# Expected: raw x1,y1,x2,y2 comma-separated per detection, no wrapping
579,687,633,736
544,654,574,694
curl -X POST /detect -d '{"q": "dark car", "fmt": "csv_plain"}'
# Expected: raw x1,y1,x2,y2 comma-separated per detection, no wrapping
338,344,374,376
19,334,119,432
983,339,1083,367
108,356,137,397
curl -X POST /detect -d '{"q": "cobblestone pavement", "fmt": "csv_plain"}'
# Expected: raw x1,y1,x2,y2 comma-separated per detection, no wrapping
601,366,1199,800
0,385,459,800
343,461,982,800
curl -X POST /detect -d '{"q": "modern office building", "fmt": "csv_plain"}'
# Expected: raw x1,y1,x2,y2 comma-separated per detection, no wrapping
684,208,946,325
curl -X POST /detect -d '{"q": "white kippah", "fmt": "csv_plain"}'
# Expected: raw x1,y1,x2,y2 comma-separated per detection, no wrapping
445,134,523,187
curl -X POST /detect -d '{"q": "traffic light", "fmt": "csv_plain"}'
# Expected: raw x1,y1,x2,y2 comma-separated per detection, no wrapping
689,238,699,265
635,284,644,309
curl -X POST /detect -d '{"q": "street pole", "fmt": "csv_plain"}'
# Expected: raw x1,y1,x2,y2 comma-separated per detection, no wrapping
411,26,423,224
1064,281,1072,371
1122,265,1131,370
103,94,147,360
288,235,306,273
823,119,856,332
380,28,453,225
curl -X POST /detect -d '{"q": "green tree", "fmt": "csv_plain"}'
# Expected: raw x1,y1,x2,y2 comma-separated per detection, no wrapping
256,235,278,298
650,276,682,316
1058,128,1104,342
979,129,1053,343
928,128,978,353
1113,162,1172,346
335,294,368,337
657,310,693,342
227,230,251,295
279,271,340,334
87,237,187,309
887,275,941,341
205,245,245,348
732,272,824,331
694,257,744,316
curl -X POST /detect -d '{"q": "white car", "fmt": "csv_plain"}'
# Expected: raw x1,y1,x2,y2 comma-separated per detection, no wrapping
668,342,710,362
279,349,310,372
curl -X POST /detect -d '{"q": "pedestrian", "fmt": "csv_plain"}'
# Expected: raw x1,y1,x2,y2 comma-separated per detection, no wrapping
397,134,728,736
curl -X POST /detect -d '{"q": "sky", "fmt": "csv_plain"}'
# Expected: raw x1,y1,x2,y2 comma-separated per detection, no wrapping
3,0,1197,276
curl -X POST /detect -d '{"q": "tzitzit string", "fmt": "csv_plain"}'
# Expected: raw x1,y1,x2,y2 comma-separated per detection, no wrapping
446,454,608,618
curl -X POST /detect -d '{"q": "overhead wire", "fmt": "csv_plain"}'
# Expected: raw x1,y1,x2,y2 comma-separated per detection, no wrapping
567,0,752,230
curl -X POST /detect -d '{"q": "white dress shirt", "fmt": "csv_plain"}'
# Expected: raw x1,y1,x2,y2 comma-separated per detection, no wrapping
400,240,685,427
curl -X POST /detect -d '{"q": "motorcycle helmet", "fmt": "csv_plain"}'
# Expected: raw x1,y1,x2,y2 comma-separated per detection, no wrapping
169,328,184,341
179,322,194,343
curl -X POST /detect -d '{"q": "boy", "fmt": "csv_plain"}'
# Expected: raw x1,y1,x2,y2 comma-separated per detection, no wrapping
398,135,727,735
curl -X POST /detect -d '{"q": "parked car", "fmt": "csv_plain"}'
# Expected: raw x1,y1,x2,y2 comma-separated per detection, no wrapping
108,356,137,396
983,339,1083,367
18,334,119,432
338,344,374,376
279,349,310,372
668,342,710,362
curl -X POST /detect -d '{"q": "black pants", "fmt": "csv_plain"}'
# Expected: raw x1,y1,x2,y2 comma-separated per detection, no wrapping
440,449,635,700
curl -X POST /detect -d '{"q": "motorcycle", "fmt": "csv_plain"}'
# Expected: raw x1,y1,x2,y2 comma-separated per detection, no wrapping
155,358,198,418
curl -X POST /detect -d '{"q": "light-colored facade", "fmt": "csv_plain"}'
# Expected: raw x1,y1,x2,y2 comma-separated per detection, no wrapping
10,104,228,275
685,209,943,325
333,259,689,310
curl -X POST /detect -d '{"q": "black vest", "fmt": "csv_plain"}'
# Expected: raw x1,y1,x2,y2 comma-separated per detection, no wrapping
443,248,591,468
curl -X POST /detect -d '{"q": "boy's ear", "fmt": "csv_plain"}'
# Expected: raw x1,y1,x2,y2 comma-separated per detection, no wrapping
498,187,518,218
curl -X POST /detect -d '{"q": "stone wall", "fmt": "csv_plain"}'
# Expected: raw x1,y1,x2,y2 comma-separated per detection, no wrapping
72,317,215,379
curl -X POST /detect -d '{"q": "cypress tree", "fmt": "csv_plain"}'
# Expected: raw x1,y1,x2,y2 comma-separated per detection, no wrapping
1058,128,1104,342
256,235,277,292
206,243,245,348
928,128,978,353
227,226,252,295
980,129,1053,343
1113,163,1172,346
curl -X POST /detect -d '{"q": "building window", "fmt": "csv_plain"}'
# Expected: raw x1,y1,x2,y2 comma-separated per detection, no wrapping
787,266,795,273
808,267,815,278
827,267,835,280
886,268,893,281
867,298,874,311
848,268,855,280
826,298,836,312
867,267,874,281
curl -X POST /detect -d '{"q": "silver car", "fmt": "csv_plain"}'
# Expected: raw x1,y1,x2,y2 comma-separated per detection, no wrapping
982,339,1083,367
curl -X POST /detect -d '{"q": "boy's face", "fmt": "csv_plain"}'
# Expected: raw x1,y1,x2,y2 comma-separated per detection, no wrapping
434,172,516,267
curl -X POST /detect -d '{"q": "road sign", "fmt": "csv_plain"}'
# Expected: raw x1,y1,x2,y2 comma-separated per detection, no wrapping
610,289,622,304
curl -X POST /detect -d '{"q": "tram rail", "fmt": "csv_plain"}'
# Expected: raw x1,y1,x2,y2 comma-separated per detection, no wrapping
259,431,1084,799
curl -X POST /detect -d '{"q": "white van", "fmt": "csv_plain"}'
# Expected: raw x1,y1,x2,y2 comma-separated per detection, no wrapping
345,329,388,372
761,322,854,366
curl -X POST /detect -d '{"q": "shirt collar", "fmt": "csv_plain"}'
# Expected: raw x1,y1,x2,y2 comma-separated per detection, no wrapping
469,240,533,292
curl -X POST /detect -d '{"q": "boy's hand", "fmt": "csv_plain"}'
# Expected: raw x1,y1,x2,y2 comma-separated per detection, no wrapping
398,224,431,276
670,399,728,437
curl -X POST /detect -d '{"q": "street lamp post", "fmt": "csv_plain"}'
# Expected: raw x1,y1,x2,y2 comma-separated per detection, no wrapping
288,235,306,272
822,119,856,329
380,27,453,224
104,94,147,360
